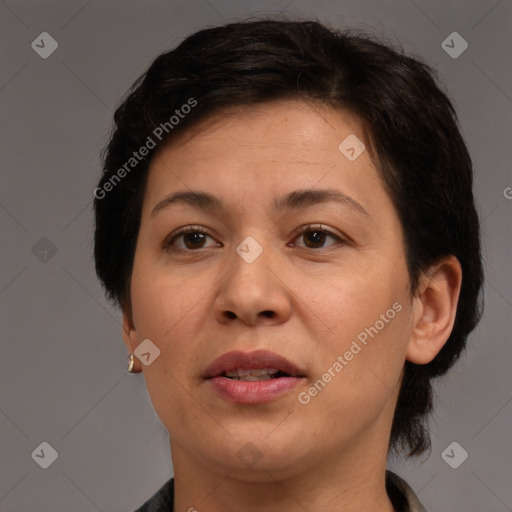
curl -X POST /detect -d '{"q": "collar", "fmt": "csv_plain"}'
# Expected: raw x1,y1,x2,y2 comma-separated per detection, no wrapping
386,470,428,512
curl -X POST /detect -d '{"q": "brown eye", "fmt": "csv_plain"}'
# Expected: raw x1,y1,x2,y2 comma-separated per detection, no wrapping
181,231,208,249
293,225,344,249
164,227,220,251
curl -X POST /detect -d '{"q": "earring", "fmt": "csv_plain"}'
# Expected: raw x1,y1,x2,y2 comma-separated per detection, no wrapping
128,354,137,373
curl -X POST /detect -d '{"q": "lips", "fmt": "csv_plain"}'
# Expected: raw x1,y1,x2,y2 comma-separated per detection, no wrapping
203,349,305,379
204,350,306,404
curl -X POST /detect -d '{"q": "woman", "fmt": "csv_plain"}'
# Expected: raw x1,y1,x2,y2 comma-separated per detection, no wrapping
93,19,483,512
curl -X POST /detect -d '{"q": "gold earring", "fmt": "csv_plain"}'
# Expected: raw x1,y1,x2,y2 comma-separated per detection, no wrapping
128,354,137,373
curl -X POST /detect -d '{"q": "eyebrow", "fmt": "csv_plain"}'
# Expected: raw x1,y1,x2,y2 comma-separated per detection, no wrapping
150,188,370,218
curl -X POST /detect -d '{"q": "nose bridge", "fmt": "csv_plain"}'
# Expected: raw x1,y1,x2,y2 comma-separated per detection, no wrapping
213,231,291,324
228,232,275,294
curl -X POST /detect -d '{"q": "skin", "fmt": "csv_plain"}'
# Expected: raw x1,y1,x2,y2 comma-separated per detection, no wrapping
122,99,462,512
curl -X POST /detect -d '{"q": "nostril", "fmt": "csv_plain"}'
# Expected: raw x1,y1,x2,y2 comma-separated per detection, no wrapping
225,311,237,319
260,310,275,318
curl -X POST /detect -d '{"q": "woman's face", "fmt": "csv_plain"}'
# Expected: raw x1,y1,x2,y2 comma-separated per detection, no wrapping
124,100,418,477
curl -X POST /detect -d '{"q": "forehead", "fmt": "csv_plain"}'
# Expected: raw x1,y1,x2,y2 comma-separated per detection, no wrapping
156,99,369,162
142,99,388,219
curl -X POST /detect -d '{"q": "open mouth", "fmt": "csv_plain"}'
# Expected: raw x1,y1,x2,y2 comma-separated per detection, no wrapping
222,369,292,381
204,349,305,380
204,349,306,403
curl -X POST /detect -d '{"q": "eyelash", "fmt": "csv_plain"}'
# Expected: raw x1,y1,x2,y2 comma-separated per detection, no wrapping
163,224,345,252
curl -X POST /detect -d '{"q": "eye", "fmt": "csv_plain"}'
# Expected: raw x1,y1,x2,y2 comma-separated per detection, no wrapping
290,224,345,249
163,224,345,252
163,226,221,251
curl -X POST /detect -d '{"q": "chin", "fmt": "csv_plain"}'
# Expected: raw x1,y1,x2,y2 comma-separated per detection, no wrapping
203,428,315,477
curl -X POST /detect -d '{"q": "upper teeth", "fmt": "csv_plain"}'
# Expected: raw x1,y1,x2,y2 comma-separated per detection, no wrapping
224,368,280,380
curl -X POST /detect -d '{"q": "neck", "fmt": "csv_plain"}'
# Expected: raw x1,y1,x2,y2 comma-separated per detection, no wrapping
170,435,396,512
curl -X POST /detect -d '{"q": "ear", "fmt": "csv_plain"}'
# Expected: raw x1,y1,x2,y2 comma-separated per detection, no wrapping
406,255,462,364
122,308,142,373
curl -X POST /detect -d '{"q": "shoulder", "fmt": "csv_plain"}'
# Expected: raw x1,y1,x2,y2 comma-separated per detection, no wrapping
133,477,174,512
386,470,428,512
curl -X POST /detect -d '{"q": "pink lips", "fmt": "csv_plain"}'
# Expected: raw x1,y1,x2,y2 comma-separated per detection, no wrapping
204,349,306,404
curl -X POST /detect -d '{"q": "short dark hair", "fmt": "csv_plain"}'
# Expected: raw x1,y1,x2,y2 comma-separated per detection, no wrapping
94,18,484,457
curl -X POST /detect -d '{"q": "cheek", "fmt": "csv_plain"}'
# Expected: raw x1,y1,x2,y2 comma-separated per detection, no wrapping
130,270,208,432
301,310,410,438
310,264,408,345
304,268,411,409
129,257,212,375
130,256,203,339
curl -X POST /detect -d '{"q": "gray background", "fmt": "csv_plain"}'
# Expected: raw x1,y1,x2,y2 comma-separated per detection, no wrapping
0,0,511,511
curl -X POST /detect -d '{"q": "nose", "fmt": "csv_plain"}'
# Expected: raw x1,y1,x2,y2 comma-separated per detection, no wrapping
213,239,292,327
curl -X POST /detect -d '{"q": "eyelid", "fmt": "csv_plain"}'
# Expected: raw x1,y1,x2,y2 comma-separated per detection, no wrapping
163,225,219,250
163,223,346,251
290,223,346,247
